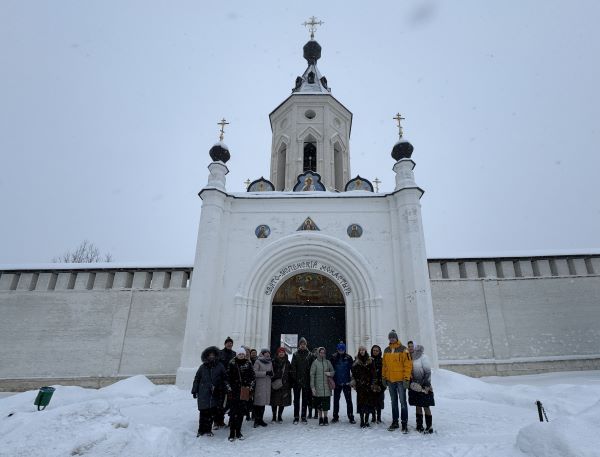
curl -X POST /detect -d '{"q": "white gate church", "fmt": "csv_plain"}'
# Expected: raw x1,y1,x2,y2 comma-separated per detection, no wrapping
176,22,438,387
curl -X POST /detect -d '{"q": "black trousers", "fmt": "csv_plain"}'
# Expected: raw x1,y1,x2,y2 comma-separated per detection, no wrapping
333,384,354,419
228,400,247,437
293,385,310,419
198,407,216,434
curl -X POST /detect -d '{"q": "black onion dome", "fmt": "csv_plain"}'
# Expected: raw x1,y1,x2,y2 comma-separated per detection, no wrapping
303,40,322,64
209,142,230,163
391,140,414,161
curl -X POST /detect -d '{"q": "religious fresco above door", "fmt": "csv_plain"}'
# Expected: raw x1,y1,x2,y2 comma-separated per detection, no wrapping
273,272,344,304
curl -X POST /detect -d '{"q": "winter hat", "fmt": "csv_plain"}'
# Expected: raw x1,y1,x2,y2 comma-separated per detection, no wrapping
260,348,271,355
277,347,286,355
299,337,308,346
224,336,234,345
388,329,398,340
336,342,346,352
234,346,246,356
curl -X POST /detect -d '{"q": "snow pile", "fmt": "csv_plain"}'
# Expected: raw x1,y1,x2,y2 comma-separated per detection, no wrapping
516,399,600,457
1,370,599,457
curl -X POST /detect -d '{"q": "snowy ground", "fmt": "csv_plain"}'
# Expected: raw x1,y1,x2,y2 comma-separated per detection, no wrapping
1,369,599,457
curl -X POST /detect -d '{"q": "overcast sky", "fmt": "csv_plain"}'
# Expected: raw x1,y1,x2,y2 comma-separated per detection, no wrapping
1,0,599,265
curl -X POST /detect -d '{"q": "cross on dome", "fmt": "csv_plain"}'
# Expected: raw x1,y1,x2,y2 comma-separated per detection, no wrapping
393,113,406,140
302,16,324,40
217,118,229,141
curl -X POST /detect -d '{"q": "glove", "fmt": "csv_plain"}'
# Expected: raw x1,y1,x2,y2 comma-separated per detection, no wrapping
192,393,197,399
266,370,274,377
403,380,410,389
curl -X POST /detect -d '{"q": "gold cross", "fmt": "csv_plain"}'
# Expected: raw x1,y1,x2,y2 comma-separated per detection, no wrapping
393,113,405,140
244,178,251,187
302,16,324,40
217,118,229,141
373,177,381,193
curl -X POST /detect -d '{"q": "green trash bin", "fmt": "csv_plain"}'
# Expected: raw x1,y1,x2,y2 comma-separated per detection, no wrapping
34,386,55,411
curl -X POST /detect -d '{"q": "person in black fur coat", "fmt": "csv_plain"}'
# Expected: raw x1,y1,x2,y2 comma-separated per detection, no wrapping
191,346,226,437
370,344,386,424
225,347,256,441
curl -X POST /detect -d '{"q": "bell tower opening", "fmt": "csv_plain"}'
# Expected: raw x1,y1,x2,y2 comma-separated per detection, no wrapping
270,272,346,355
277,143,286,190
303,142,317,172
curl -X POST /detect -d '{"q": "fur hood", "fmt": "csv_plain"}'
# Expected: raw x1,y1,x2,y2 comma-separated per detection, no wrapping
201,345,220,363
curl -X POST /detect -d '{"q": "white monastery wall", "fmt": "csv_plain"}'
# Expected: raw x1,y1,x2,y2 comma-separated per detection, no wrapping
0,267,190,389
1,255,599,389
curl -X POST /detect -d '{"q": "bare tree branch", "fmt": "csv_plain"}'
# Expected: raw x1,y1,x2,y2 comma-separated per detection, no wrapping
52,240,113,263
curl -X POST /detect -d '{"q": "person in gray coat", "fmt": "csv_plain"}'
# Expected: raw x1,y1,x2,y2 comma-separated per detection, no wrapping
191,346,226,437
253,348,273,427
310,346,335,426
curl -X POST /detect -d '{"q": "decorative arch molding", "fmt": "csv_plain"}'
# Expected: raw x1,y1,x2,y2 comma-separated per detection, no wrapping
297,125,323,142
329,132,347,151
274,134,290,153
234,232,382,351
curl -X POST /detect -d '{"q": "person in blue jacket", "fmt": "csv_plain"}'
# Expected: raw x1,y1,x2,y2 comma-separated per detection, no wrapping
330,342,356,424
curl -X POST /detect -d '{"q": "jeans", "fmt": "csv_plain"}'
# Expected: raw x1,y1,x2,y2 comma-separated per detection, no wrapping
388,381,408,424
333,384,354,419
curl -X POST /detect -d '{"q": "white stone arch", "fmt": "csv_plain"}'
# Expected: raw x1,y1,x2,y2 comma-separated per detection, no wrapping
272,135,290,190
234,232,382,353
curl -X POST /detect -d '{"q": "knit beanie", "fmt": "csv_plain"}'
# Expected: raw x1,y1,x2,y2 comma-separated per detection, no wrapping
260,348,270,355
277,347,286,355
224,336,234,345
234,346,246,356
388,329,398,340
336,342,346,352
299,337,308,346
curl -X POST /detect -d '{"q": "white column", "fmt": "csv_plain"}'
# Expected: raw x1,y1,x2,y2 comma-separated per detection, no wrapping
176,162,229,388
392,159,439,367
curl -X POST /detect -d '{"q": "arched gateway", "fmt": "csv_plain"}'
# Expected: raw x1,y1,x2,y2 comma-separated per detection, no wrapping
234,233,381,354
271,272,345,355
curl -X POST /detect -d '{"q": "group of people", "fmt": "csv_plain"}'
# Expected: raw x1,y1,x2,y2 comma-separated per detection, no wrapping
191,330,434,442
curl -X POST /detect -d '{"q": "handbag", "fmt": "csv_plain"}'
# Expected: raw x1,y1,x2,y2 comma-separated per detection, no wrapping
240,386,251,401
272,361,286,390
238,363,251,401
327,370,336,390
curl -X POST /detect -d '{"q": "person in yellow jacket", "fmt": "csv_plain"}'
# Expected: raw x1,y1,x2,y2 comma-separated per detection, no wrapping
382,329,413,432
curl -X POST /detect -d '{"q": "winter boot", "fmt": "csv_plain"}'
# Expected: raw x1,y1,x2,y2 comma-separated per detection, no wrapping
293,417,299,424
319,417,324,426
401,421,408,434
371,413,376,423
364,413,370,428
331,416,339,423
272,407,277,422
360,414,365,428
277,407,283,423
388,421,399,431
425,414,434,434
349,415,356,424
416,413,424,432
323,417,329,426
376,409,382,424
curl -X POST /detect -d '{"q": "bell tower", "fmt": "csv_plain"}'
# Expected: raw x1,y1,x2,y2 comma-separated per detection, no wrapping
269,17,352,191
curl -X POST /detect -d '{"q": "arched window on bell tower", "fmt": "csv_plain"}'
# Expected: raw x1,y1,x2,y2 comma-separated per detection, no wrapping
277,143,286,190
303,142,317,172
333,142,343,191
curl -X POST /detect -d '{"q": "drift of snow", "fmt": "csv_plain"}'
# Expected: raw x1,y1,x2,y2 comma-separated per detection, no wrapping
1,370,599,457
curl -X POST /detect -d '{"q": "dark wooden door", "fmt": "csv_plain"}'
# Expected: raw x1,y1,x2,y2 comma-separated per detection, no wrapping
270,304,346,355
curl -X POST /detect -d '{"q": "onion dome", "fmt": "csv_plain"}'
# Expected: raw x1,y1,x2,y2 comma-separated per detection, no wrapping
209,141,230,163
303,40,322,65
391,139,414,161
